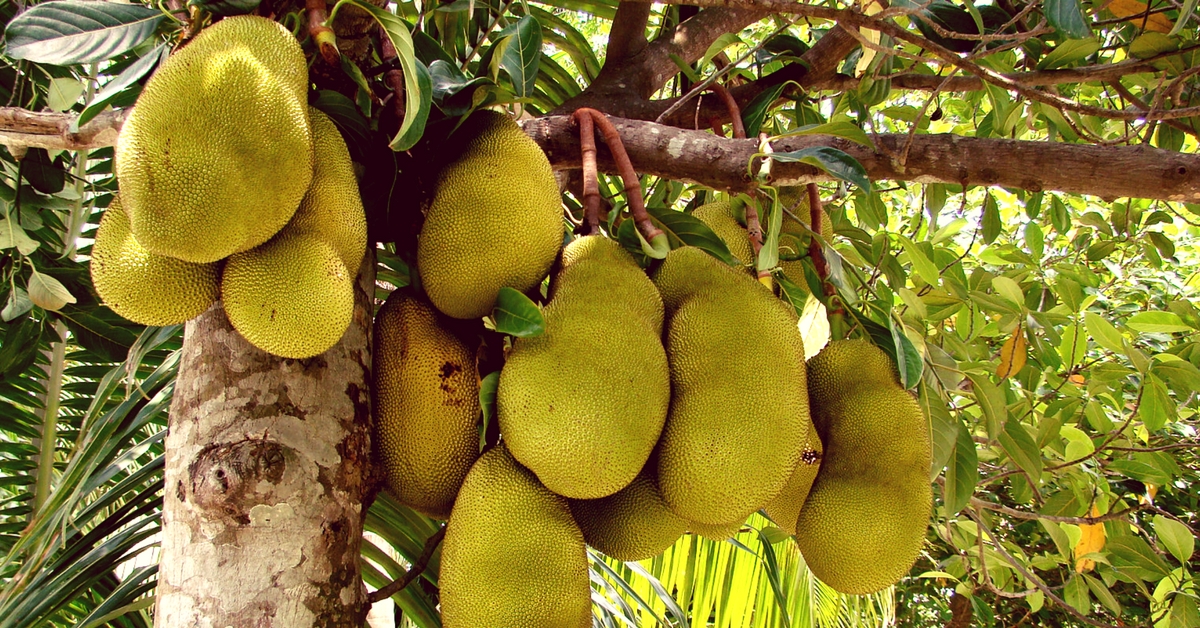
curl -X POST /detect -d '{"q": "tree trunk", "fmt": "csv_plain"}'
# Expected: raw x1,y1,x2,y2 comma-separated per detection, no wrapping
154,255,376,628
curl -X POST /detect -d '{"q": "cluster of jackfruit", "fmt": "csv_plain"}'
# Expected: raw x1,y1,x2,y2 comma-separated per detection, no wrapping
93,16,367,359
372,124,932,622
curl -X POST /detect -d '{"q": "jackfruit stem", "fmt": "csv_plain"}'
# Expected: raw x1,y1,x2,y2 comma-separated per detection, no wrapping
577,108,664,243
806,183,835,297
366,525,446,603
307,0,339,65
573,109,602,235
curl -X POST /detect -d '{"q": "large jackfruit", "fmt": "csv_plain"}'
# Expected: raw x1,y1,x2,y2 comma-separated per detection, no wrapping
651,247,810,525
794,339,932,595
90,197,220,326
498,235,669,499
116,16,312,263
417,111,562,319
440,444,592,628
567,460,687,561
689,517,746,541
221,232,353,359
287,108,367,273
373,291,479,519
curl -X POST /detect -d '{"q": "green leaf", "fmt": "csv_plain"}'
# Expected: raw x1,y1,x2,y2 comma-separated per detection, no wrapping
999,418,1043,479
741,82,788,137
75,43,166,129
1152,515,1193,564
1139,374,1173,432
1037,39,1101,70
58,304,142,362
1085,312,1125,354
981,194,1001,244
646,206,737,266
333,0,431,151
1127,311,1193,334
478,371,499,451
944,420,978,514
897,235,939,286
27,269,76,312
776,120,874,147
889,318,923,389
0,218,40,255
1043,0,1092,39
923,385,957,478
3,1,166,65
497,15,541,98
186,0,263,17
1129,32,1179,59
1107,535,1171,580
1063,575,1090,613
967,373,1007,437
700,33,743,68
47,77,85,112
991,276,1024,307
492,287,544,337
769,147,870,191
1,287,33,323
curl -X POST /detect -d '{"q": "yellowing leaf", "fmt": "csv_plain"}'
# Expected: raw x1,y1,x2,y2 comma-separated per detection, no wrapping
1074,504,1106,573
1103,0,1174,33
996,330,1028,379
27,269,75,312
1069,373,1086,385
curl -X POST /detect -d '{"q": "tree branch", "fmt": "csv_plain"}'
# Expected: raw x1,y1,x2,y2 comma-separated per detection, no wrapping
522,115,1200,202
0,108,126,152
970,497,1145,525
605,2,652,66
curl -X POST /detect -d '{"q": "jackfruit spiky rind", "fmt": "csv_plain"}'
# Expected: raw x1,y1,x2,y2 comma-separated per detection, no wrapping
418,111,563,319
116,15,312,263
287,108,368,274
440,444,592,628
689,517,746,541
651,246,810,525
373,292,479,520
221,232,353,359
499,236,669,499
762,431,824,536
90,197,220,326
568,465,687,561
691,199,819,290
793,339,932,595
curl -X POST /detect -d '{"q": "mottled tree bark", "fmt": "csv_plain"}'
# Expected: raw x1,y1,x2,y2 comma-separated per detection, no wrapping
154,255,376,628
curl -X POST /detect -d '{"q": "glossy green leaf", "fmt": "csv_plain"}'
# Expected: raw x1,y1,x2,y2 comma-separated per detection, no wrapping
1152,515,1193,565
492,287,545,337
1085,312,1125,354
775,120,874,147
3,1,165,65
1037,38,1101,70
497,15,541,98
999,418,1043,479
1127,311,1193,334
944,420,978,514
1043,0,1092,39
1107,536,1171,580
646,205,738,266
769,147,870,191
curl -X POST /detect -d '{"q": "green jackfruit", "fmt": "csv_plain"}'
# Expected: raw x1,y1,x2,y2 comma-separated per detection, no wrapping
794,339,932,594
763,428,823,536
692,197,826,291
689,517,746,541
651,247,810,525
418,111,563,319
440,444,591,628
221,232,353,358
287,108,367,273
498,235,669,499
90,197,220,325
568,461,687,561
373,292,480,519
116,15,312,263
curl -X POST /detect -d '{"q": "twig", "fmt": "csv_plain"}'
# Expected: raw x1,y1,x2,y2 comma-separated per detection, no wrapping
307,0,338,66
807,183,833,295
365,526,446,604
708,83,745,140
574,109,602,235
970,496,1145,525
576,108,663,244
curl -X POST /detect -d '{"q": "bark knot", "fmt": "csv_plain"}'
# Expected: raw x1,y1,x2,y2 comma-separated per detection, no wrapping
189,439,289,525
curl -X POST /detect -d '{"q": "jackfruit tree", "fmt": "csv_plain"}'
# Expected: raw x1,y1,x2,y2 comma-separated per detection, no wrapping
1,1,1199,628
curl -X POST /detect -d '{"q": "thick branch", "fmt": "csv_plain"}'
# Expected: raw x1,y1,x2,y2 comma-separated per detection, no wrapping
522,115,1200,201
0,108,125,151
605,2,652,65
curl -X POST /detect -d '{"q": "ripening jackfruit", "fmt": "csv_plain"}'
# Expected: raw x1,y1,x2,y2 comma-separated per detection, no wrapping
373,292,479,519
651,247,810,525
763,428,823,536
499,236,669,499
221,232,353,358
567,460,687,561
793,339,932,595
440,444,592,628
286,108,367,273
418,111,563,319
116,16,312,263
90,197,219,325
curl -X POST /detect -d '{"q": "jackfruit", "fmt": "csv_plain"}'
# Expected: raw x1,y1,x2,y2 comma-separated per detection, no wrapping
498,235,669,498
692,196,826,289
90,197,219,325
440,444,591,628
373,291,479,519
763,429,823,536
689,517,746,541
567,461,687,561
221,232,353,358
651,246,810,525
286,108,367,274
116,15,312,263
793,339,932,595
418,111,562,319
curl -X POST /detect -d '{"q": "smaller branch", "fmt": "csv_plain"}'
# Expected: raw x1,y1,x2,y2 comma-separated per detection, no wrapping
709,83,745,140
970,497,1145,525
807,183,833,294
307,0,339,66
366,526,446,604
579,109,663,243
574,109,602,235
